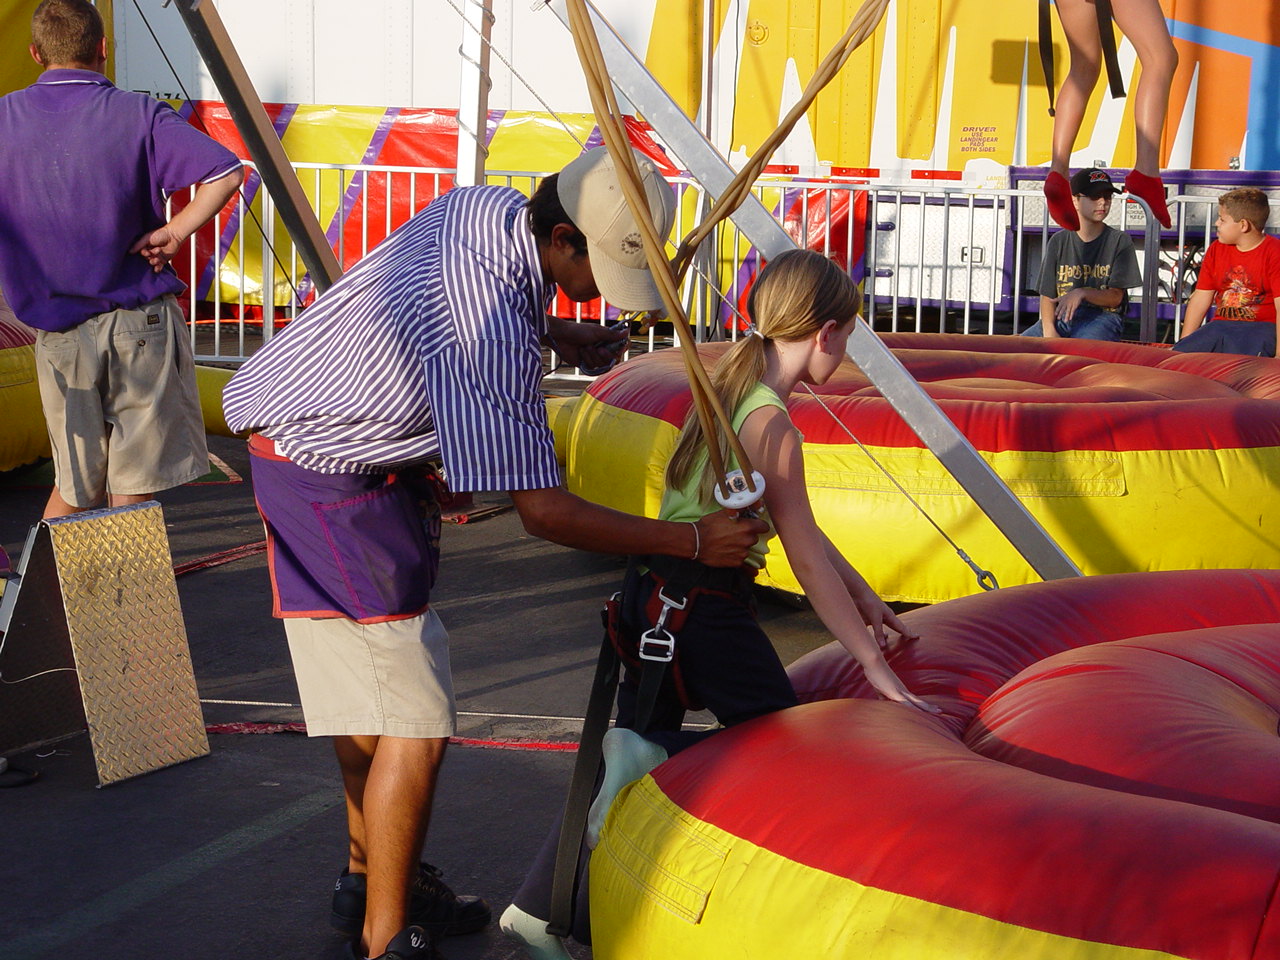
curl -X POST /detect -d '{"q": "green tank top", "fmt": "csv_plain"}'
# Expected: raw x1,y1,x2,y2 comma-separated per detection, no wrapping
658,381,789,569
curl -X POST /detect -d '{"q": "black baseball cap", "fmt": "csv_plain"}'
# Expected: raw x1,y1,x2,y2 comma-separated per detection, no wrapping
1070,168,1122,198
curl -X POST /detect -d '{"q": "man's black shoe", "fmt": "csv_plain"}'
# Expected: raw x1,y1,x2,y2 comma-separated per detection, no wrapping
345,924,439,960
332,861,492,938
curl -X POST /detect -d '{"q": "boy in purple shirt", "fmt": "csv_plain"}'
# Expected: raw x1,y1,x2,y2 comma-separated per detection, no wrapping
0,0,243,518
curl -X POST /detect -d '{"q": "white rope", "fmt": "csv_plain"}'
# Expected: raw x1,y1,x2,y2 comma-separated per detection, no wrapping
444,0,589,150
796,378,999,590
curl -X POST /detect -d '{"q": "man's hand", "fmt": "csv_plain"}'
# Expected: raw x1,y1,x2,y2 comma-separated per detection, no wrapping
694,509,769,567
129,167,244,275
130,225,184,273
546,316,628,373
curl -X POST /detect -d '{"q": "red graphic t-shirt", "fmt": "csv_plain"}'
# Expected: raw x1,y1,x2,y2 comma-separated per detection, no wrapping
1195,234,1280,322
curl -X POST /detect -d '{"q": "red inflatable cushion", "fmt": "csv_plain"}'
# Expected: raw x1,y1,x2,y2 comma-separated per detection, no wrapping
587,334,1280,452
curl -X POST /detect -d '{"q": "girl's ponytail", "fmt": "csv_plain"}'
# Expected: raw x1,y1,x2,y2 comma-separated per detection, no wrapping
665,333,767,500
665,250,861,505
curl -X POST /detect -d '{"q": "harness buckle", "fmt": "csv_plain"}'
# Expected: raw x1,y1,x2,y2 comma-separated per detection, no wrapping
654,585,688,615
637,586,687,663
638,626,676,662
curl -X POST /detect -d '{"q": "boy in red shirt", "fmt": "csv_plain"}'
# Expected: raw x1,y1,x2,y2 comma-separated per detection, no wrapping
1173,188,1280,357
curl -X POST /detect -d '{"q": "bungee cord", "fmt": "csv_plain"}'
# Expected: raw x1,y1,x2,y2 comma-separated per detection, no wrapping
668,0,892,284
564,0,896,503
458,0,999,585
564,0,753,501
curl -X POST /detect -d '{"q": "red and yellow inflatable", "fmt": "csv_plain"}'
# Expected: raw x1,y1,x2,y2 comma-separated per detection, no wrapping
0,309,47,473
558,334,1280,602
0,311,236,473
590,569,1280,959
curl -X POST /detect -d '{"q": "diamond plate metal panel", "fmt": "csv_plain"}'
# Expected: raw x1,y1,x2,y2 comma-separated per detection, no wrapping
46,502,208,786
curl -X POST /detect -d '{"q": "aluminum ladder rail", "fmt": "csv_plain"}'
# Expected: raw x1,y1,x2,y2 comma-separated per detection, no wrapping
546,0,1081,583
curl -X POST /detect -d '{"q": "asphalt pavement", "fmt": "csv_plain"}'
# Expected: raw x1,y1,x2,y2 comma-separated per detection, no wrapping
0,432,828,960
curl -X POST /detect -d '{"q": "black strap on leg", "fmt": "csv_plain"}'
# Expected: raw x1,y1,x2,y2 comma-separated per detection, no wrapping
632,658,667,736
1038,0,1057,117
1041,0,1126,117
547,621,619,938
546,556,736,939
1095,0,1126,100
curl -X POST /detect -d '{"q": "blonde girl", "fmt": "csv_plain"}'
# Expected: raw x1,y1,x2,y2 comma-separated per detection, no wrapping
661,247,938,715
501,248,938,960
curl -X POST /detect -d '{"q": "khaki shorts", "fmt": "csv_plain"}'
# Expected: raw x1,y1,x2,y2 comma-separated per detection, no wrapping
284,609,457,738
35,296,207,508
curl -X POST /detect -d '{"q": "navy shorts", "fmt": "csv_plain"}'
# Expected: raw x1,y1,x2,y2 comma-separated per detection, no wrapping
1172,319,1276,357
615,565,798,755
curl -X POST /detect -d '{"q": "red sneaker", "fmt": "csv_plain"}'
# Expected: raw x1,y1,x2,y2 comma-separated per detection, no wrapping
1044,171,1079,231
1124,170,1171,228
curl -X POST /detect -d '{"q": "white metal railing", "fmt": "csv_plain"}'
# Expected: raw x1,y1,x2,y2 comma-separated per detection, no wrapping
1167,194,1218,340
655,177,1160,343
172,160,456,363
176,160,1222,367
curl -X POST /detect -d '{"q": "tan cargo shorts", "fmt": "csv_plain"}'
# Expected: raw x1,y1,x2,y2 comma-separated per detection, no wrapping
34,296,207,508
283,609,457,738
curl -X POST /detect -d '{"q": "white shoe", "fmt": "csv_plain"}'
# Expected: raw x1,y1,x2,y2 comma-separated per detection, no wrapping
586,728,668,850
498,903,571,960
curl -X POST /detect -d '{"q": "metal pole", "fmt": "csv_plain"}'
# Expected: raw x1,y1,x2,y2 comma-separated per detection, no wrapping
456,0,494,187
1133,198,1160,343
170,0,342,295
546,0,1081,582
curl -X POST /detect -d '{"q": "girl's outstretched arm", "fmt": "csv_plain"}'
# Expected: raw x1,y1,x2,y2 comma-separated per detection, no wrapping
819,534,917,650
740,405,939,714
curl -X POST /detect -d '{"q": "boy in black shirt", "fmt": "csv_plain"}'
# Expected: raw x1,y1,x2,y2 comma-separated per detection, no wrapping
1025,169,1142,341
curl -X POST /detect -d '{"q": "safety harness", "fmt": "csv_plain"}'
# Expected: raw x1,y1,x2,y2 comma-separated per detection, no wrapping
546,554,755,937
616,556,756,717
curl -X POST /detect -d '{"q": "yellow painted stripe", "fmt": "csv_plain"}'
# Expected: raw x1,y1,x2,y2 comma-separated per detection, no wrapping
195,364,237,438
563,392,676,520
485,111,597,177
591,777,1196,960
646,0,703,118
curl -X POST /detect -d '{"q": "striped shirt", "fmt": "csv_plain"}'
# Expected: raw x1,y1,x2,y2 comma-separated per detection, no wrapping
222,186,561,492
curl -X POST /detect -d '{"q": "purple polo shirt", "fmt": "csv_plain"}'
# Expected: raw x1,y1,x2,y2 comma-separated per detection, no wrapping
0,69,241,332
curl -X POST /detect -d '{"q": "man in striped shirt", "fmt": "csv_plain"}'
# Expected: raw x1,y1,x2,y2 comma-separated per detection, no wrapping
223,147,765,960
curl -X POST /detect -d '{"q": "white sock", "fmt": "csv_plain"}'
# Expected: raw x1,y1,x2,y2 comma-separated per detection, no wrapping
586,728,667,849
499,903,572,960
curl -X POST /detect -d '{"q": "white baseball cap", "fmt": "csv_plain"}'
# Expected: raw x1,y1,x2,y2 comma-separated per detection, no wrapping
557,146,677,312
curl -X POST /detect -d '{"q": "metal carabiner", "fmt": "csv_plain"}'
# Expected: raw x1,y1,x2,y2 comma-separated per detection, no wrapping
638,626,676,662
638,586,688,662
